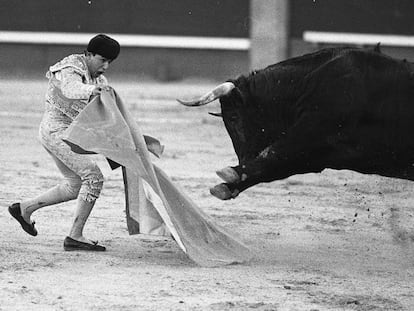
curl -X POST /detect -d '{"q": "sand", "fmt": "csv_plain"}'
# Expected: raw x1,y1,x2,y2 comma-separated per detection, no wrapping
1,79,413,310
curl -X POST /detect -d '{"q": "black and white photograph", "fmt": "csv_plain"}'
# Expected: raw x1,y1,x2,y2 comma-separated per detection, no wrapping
1,1,413,310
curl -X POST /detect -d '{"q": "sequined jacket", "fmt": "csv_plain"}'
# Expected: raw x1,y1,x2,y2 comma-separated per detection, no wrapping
40,54,108,136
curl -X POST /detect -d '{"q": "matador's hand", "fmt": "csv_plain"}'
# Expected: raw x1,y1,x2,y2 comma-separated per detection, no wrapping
91,85,112,96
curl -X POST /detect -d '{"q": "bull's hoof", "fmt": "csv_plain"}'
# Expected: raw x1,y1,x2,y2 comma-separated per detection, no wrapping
210,184,240,200
216,167,240,183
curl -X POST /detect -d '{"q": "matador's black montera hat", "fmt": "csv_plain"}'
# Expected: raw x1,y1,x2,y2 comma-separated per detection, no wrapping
87,34,120,60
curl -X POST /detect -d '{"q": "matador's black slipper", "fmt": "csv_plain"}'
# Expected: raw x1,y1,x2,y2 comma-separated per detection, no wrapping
63,236,106,252
8,203,38,236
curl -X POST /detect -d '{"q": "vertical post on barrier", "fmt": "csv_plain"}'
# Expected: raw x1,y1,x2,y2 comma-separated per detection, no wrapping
249,0,289,70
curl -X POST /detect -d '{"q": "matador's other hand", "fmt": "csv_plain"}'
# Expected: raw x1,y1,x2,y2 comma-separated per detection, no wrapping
91,85,112,96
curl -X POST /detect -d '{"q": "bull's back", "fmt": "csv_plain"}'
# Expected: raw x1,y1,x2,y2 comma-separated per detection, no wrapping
301,49,414,176
345,49,414,151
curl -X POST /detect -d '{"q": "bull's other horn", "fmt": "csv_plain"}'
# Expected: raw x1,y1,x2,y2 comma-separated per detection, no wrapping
208,112,222,117
177,82,235,106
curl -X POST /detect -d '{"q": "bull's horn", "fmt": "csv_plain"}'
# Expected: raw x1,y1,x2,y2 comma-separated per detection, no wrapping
177,82,235,106
208,112,222,117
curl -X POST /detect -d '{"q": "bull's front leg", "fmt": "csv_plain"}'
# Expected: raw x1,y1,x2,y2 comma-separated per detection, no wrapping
210,115,338,200
211,157,277,200
210,144,327,200
210,149,299,200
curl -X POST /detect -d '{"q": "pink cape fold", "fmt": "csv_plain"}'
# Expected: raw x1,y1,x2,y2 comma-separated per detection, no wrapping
62,90,251,267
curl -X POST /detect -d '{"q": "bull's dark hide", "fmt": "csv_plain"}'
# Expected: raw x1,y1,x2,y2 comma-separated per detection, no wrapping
184,46,414,199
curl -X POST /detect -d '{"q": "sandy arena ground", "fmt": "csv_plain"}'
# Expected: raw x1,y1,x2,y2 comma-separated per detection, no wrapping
1,79,413,311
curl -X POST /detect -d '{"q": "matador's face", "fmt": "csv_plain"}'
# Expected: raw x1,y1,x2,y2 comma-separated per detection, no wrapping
86,53,112,78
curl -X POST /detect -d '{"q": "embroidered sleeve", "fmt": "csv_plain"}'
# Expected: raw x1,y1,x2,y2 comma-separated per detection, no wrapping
60,68,95,99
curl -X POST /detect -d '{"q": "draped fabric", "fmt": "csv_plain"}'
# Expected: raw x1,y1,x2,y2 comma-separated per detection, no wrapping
62,90,251,267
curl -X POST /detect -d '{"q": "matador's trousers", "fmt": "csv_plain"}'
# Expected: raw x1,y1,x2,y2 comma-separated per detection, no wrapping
39,112,104,203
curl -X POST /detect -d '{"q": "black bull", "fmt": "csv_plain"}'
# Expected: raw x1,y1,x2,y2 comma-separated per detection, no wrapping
178,47,414,200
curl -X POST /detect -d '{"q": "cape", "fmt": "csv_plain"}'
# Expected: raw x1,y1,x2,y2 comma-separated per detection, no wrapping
62,89,251,267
